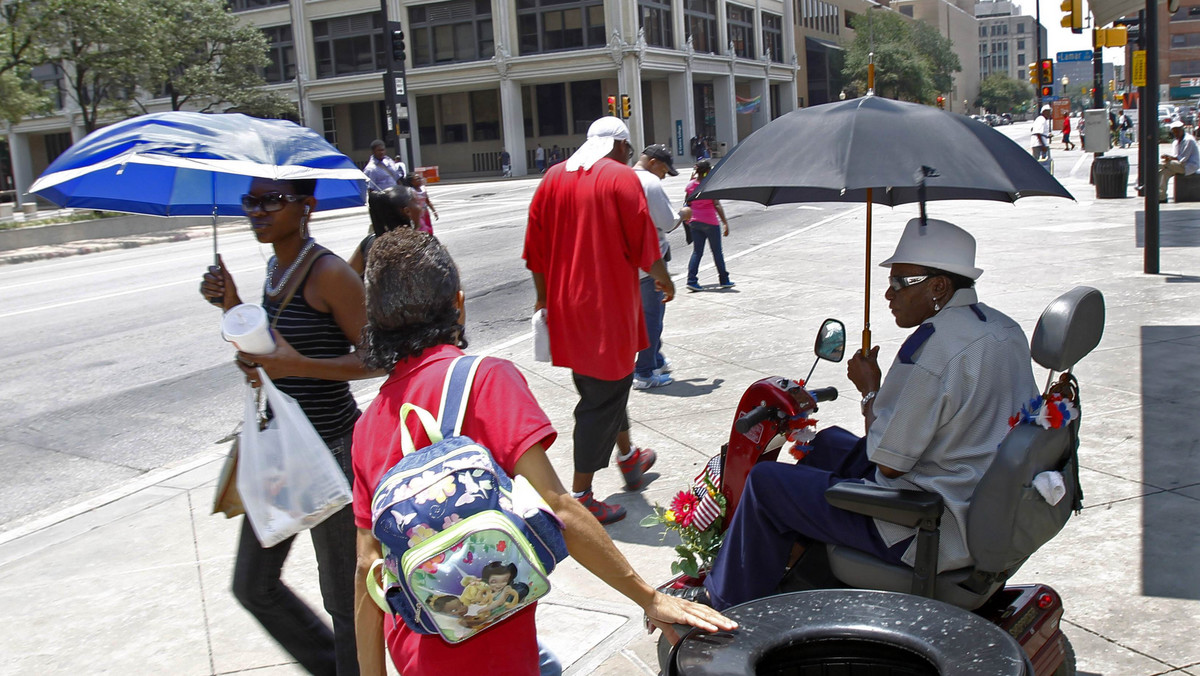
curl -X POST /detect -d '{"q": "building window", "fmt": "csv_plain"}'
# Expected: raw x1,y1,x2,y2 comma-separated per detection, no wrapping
569,79,602,133
229,0,288,11
1171,33,1200,47
471,90,500,140
408,0,493,67
417,96,438,145
979,25,986,37
639,0,673,48
1017,39,1025,49
1170,59,1200,75
536,83,567,135
1171,7,1200,20
685,0,719,53
516,0,606,55
1017,23,1025,33
727,4,755,58
763,12,783,62
260,25,295,83
30,63,64,109
798,0,839,36
312,12,386,79
900,5,913,17
45,132,72,164
321,106,337,146
1018,54,1025,65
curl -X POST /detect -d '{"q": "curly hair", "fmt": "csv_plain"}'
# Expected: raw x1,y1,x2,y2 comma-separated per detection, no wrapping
360,229,467,371
368,186,416,237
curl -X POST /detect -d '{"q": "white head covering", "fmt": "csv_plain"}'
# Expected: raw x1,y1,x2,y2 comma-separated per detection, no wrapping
566,117,630,172
1040,105,1052,114
880,217,983,280
1171,120,1185,130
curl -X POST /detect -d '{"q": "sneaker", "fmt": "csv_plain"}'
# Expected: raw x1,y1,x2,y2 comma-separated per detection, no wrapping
619,446,657,490
719,280,736,288
653,357,672,376
686,282,703,292
577,491,626,524
633,373,673,390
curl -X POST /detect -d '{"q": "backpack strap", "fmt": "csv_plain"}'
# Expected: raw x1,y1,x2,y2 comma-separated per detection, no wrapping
397,355,483,455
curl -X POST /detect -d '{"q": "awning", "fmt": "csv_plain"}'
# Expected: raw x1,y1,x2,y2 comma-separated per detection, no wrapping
1091,0,1145,28
805,36,845,52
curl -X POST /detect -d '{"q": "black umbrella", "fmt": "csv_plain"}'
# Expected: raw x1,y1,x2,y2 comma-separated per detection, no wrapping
694,94,1073,353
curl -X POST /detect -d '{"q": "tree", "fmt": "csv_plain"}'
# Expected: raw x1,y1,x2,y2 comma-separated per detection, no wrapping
136,0,295,118
0,1,54,123
977,74,1033,114
842,11,961,104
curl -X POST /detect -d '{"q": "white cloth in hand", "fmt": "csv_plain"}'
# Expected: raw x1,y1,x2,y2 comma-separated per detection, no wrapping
1032,471,1066,506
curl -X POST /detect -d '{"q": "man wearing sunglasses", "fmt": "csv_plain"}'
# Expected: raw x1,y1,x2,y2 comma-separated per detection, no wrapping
697,217,1037,611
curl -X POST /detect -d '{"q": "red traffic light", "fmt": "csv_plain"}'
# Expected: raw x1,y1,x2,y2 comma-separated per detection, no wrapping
1040,86,1053,97
607,95,617,117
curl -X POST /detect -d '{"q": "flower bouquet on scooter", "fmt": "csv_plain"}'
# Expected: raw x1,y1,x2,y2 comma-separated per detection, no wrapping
640,471,727,578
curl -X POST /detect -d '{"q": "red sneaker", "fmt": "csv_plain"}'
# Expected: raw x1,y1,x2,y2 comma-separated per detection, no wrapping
577,491,627,525
618,446,657,490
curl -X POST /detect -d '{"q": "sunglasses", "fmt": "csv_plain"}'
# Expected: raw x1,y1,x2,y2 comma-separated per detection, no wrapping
241,192,305,214
888,274,931,291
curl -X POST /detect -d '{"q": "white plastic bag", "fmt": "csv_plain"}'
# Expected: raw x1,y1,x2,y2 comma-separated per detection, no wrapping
238,369,352,547
532,309,550,362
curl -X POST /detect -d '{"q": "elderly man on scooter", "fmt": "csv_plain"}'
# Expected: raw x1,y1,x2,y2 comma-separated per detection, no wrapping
698,218,1038,610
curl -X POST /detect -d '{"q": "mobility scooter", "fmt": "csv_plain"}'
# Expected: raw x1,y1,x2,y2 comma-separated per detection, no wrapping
656,286,1104,676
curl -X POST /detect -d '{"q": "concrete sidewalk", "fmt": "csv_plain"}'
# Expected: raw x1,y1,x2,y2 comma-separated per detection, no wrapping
3,145,1199,675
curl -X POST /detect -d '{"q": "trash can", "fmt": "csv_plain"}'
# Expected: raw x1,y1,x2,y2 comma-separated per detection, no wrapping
1093,156,1129,199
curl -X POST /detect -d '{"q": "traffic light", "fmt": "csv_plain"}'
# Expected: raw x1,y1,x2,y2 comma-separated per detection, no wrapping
1109,79,1115,91
607,95,617,117
390,25,406,63
1060,0,1083,34
620,94,631,118
1028,63,1039,85
1039,59,1054,86
1095,26,1128,48
936,96,945,109
1041,86,1054,98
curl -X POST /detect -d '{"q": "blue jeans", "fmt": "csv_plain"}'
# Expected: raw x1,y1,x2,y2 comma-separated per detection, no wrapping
704,427,910,611
232,429,359,676
635,275,666,378
687,221,730,286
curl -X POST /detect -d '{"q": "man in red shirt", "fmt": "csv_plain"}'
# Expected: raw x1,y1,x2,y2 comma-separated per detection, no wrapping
523,117,676,524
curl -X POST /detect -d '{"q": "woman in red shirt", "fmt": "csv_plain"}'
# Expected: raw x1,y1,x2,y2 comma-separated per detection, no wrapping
351,230,736,676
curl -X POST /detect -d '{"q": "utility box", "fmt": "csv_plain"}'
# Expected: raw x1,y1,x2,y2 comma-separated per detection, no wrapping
1083,109,1112,153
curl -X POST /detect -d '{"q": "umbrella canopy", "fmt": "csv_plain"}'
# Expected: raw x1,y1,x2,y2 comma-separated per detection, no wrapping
30,112,367,216
694,95,1072,205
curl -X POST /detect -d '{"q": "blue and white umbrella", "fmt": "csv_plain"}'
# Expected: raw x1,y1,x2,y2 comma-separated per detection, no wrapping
30,111,368,254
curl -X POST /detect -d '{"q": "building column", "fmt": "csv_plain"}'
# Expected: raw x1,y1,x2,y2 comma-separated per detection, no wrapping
290,0,315,131
713,74,737,151
499,78,527,176
8,130,33,202
617,55,645,152
668,70,695,160
405,99,423,169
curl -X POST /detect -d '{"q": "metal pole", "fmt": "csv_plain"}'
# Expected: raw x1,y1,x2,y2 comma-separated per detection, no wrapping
1144,0,1160,273
1035,0,1042,112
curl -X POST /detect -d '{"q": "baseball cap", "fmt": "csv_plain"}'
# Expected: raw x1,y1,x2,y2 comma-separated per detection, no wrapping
641,144,679,176
1040,105,1052,113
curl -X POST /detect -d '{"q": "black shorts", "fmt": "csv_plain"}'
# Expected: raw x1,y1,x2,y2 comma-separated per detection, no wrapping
570,372,633,473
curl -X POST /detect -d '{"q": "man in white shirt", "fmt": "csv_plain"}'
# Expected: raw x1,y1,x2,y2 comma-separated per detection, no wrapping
363,139,406,190
1030,105,1052,161
699,218,1037,610
631,144,690,390
1159,120,1200,201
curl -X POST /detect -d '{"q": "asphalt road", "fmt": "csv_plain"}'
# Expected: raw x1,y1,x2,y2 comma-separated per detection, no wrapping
0,170,848,530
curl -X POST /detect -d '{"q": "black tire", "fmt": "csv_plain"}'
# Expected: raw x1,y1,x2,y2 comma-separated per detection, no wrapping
671,590,1032,676
1053,635,1077,676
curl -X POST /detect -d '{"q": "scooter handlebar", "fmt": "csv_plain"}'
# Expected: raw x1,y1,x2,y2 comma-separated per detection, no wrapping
809,386,839,403
734,405,774,435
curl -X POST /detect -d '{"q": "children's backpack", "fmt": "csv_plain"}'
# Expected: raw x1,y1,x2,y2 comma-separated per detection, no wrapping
365,355,568,643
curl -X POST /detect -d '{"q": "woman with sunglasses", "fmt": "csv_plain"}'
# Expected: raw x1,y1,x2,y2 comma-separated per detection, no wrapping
199,177,377,676
696,217,1037,611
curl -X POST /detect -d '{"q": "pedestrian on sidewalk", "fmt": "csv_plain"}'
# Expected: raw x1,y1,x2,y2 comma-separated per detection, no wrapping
364,139,405,190
352,229,736,676
1061,114,1075,151
500,149,512,177
348,185,422,277
535,143,546,172
1159,120,1200,202
1030,106,1052,162
632,144,691,390
522,117,674,525
685,160,733,292
199,177,380,676
1118,111,1133,148
408,172,438,235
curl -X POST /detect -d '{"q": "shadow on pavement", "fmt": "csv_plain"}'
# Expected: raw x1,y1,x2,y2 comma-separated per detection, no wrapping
1135,210,1200,247
649,378,725,398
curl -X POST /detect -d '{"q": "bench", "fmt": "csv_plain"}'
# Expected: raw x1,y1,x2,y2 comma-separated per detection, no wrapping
1175,173,1200,202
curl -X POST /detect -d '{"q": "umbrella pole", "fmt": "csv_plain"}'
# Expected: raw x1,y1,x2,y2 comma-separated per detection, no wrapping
863,189,872,356
211,205,219,265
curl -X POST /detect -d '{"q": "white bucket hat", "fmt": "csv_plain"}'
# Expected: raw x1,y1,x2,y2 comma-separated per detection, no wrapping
879,217,983,280
565,117,630,172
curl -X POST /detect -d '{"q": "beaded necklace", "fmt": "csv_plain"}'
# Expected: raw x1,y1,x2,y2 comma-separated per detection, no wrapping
265,237,317,296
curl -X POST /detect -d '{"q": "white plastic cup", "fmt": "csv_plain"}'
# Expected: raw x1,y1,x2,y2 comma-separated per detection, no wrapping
222,304,276,355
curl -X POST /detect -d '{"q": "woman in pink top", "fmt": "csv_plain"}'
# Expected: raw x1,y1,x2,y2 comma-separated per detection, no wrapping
684,160,733,291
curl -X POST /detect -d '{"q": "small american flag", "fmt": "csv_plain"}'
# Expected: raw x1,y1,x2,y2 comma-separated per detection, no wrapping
690,490,723,531
690,455,724,530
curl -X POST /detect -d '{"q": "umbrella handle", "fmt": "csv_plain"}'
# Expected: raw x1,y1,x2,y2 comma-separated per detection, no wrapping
862,328,872,357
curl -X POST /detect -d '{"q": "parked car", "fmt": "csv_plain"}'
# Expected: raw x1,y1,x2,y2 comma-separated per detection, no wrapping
1000,113,1013,125
1159,104,1178,126
985,113,1000,126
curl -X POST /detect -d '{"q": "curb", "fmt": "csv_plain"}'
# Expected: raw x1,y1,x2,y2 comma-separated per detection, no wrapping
0,231,197,265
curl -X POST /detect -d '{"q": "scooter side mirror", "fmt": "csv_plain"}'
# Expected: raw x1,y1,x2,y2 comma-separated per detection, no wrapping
815,318,846,363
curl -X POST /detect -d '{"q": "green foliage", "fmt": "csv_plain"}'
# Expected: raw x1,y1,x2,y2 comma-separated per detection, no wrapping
640,481,727,579
977,74,1033,114
842,11,962,104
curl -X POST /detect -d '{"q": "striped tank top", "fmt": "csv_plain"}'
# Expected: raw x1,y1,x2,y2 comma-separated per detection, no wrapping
262,251,359,443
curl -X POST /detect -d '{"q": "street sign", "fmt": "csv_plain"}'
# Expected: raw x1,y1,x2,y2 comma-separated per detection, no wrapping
1057,50,1094,62
395,77,405,96
1132,50,1147,87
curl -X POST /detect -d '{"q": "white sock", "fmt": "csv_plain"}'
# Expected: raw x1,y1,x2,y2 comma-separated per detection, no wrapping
571,489,590,499
616,447,636,462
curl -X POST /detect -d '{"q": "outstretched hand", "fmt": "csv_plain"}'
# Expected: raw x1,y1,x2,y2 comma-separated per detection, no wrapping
644,591,737,644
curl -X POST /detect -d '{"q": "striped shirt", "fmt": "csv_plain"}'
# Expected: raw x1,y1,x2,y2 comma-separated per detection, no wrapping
262,252,359,443
867,288,1037,572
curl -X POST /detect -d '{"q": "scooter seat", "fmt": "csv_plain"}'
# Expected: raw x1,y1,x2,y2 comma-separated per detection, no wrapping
824,544,999,610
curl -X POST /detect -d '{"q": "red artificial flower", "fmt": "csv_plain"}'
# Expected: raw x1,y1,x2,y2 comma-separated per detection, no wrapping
497,540,507,553
670,491,700,528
